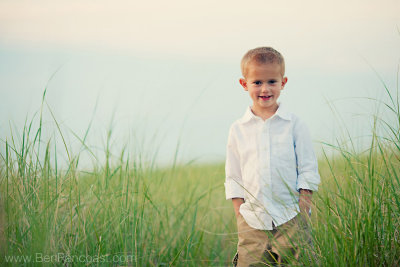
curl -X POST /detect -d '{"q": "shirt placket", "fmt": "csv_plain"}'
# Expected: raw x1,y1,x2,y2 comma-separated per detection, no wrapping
259,120,272,227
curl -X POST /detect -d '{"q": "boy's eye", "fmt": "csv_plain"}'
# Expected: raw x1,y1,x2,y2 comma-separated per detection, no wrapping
254,81,262,85
268,80,277,84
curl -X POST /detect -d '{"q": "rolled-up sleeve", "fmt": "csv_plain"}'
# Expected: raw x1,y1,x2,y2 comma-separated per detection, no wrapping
225,125,245,199
294,119,320,192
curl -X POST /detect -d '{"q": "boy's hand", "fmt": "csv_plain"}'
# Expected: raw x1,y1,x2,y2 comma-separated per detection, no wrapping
232,198,245,217
299,189,313,215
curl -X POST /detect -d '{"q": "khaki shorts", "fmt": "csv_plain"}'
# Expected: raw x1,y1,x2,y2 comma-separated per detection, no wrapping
233,213,311,267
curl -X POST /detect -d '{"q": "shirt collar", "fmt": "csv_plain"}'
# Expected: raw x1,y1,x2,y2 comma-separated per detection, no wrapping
239,102,292,123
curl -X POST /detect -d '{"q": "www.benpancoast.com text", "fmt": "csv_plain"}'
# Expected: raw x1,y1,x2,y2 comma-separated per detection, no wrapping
4,252,135,264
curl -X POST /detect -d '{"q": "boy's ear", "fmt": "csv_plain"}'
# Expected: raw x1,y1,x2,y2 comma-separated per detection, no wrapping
239,78,248,91
281,77,288,89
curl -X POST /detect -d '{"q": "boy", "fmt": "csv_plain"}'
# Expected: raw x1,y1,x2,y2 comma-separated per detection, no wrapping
225,47,320,266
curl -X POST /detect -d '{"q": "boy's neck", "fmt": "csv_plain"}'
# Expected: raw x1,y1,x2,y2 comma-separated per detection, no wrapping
251,105,279,121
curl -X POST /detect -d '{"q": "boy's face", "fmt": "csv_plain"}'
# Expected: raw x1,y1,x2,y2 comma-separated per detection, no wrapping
239,62,287,115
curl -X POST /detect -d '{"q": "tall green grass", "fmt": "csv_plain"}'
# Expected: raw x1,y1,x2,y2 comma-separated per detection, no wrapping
1,73,400,266
0,105,236,266
301,75,400,266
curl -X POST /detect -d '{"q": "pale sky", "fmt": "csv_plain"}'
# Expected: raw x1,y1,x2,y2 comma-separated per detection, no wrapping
1,0,400,166
1,0,399,66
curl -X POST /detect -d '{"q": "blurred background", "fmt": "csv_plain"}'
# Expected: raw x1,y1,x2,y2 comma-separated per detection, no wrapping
1,0,399,167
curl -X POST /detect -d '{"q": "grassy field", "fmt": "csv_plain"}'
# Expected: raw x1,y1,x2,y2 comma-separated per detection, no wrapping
1,89,400,266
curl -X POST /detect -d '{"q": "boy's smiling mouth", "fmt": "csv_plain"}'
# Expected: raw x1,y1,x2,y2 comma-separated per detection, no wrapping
259,95,272,100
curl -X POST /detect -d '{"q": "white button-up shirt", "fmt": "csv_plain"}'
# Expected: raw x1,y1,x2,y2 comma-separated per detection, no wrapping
225,103,320,230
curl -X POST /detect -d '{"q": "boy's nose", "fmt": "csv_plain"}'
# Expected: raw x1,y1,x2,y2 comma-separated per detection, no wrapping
261,85,270,92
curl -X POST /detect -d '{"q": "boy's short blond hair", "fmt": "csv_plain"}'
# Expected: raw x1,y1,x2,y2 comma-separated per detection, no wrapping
241,47,285,78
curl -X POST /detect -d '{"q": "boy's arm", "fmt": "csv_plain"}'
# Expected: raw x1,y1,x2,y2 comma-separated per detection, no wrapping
294,119,320,216
293,119,320,193
225,125,245,213
299,189,313,215
232,198,245,217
